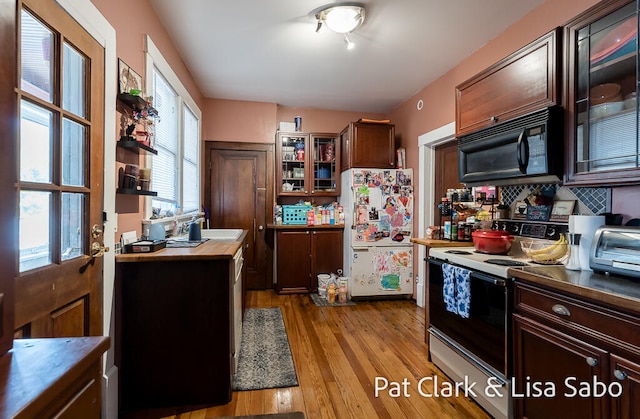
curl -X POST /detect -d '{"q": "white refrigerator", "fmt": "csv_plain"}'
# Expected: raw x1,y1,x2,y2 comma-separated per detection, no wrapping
340,168,414,298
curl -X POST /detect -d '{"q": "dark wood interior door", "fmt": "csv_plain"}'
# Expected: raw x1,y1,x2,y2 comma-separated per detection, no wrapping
434,140,464,204
206,142,273,289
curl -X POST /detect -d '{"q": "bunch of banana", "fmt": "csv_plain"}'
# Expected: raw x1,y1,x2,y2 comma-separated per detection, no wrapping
524,235,568,262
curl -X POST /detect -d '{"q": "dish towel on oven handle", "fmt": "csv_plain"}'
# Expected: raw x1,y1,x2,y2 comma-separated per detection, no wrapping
442,263,458,314
455,266,471,318
442,263,471,319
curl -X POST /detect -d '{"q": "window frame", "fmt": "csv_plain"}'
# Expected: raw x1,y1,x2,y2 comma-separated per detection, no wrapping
144,35,201,218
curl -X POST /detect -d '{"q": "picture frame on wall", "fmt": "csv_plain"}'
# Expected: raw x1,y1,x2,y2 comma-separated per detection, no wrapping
549,200,576,222
118,59,143,95
513,201,528,220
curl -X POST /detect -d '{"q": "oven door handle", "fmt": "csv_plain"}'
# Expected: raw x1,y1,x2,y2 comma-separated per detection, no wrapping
429,258,506,286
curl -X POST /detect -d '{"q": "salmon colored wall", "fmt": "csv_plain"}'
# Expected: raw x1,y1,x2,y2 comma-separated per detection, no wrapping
388,0,601,175
91,0,205,238
611,186,640,224
202,99,277,143
202,99,386,142
387,0,607,294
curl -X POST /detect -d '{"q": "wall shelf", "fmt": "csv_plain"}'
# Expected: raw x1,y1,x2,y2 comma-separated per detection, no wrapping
117,139,157,155
117,188,158,196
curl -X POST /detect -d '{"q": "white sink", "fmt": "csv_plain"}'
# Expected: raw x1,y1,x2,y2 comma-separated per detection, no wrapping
201,228,243,241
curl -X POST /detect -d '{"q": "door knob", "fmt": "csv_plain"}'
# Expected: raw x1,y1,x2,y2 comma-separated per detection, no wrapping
258,225,264,231
91,242,110,258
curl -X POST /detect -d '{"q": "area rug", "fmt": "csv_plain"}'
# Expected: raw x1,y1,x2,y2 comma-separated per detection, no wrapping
232,308,299,391
310,293,356,307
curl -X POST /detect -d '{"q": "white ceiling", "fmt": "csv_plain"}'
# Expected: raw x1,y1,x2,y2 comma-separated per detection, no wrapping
149,0,546,114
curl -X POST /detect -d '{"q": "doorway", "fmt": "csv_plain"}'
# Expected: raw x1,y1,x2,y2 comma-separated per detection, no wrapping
205,142,274,289
416,122,455,307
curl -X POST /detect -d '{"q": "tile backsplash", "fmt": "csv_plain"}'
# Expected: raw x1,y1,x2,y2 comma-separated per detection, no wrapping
500,184,610,216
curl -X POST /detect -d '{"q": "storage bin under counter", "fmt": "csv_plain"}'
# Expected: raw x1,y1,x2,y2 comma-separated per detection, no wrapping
114,233,246,413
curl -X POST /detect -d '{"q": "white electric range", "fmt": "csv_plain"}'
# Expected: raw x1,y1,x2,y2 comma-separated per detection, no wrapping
426,221,569,419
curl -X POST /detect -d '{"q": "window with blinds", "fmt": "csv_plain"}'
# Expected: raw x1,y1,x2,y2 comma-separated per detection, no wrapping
147,38,201,217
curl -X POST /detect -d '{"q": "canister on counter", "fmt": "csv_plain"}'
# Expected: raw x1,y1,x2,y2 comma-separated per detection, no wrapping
457,222,466,241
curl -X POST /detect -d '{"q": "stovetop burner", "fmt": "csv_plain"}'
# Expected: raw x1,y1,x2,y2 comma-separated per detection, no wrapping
445,250,473,255
484,259,528,267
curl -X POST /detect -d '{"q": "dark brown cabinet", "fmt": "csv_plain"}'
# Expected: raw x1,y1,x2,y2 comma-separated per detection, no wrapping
0,337,109,419
455,28,560,137
115,252,240,411
339,122,395,172
276,132,339,197
275,228,343,294
564,0,640,185
513,280,640,418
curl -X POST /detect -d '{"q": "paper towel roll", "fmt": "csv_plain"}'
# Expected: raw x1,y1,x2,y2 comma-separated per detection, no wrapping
569,215,604,271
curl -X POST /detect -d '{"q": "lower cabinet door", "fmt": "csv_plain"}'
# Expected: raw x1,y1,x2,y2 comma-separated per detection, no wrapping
513,314,609,419
311,229,343,292
610,354,640,419
276,230,312,293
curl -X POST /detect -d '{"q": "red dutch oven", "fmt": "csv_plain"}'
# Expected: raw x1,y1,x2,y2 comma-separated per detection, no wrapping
471,229,515,254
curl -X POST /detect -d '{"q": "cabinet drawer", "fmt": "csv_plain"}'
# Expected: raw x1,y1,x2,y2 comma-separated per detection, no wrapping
514,282,640,351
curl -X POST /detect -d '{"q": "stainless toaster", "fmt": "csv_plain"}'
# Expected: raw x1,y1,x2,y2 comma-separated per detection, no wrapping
590,226,640,278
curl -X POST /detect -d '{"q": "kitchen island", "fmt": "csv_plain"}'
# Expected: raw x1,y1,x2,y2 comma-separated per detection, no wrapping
115,232,247,413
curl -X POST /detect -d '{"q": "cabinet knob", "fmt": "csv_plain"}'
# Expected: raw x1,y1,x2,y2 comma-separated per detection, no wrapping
551,304,570,317
491,116,499,122
585,357,598,367
311,190,315,194
614,369,627,381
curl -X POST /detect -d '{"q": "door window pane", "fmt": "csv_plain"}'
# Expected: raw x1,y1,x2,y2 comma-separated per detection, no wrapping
62,193,83,260
62,118,85,186
20,100,52,183
21,9,53,102
62,43,86,118
19,191,51,272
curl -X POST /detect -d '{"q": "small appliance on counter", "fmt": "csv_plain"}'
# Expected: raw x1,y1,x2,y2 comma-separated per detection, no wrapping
124,239,166,253
590,225,640,278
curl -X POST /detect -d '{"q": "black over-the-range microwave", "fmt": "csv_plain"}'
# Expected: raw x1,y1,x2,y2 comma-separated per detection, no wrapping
458,107,563,186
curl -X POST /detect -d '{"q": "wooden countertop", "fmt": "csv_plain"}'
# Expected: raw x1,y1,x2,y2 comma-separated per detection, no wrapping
410,237,475,247
508,266,640,315
267,223,345,230
0,337,110,418
116,231,247,263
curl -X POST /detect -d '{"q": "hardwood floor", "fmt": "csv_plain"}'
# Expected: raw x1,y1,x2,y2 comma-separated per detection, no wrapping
121,290,490,418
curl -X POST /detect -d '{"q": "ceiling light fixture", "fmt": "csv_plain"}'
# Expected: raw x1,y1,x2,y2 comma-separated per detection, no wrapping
315,4,365,48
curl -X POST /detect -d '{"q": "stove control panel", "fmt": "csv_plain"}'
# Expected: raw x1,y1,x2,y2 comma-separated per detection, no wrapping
493,220,568,240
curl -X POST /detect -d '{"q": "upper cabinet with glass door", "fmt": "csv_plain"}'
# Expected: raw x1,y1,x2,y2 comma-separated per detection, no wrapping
276,132,339,197
565,0,640,185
